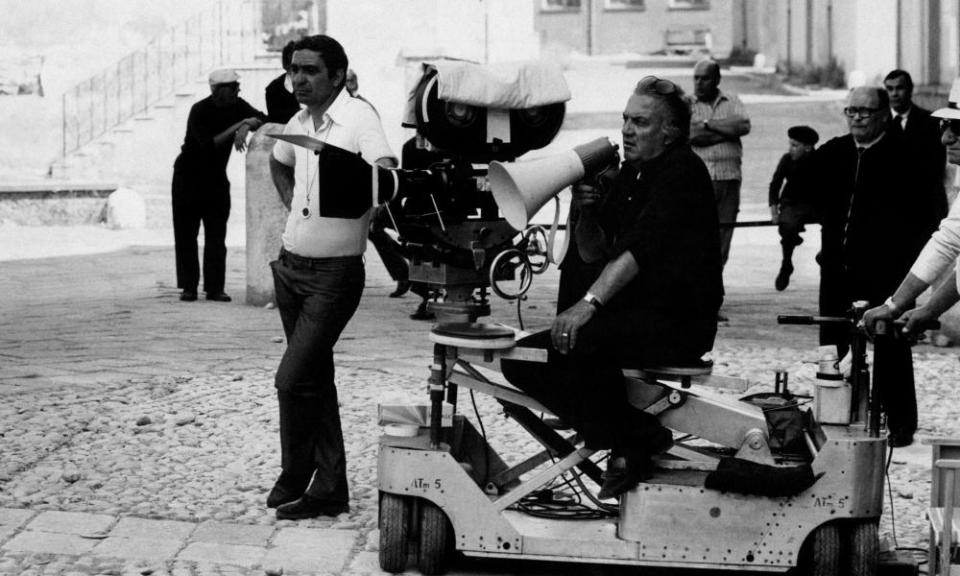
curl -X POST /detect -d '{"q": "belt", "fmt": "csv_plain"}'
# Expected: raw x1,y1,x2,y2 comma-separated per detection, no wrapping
279,247,362,270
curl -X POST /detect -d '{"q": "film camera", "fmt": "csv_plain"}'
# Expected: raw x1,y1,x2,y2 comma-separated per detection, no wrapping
393,62,618,321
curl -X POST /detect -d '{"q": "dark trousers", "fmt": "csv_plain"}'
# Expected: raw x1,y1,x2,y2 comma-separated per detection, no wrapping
873,335,918,439
778,202,818,249
714,179,741,268
500,329,665,460
368,206,408,283
818,283,918,439
172,171,230,294
270,249,365,503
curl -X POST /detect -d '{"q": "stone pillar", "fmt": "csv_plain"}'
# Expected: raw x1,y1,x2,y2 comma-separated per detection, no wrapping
245,123,289,306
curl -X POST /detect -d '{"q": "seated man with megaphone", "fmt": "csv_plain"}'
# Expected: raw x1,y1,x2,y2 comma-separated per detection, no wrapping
501,76,723,500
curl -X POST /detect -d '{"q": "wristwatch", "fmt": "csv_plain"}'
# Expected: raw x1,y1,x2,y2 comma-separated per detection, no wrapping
883,296,901,314
583,292,604,310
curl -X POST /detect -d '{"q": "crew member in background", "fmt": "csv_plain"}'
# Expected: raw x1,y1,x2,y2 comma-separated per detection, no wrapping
267,35,397,519
172,68,265,303
768,125,819,291
689,58,750,319
265,40,301,124
816,86,941,448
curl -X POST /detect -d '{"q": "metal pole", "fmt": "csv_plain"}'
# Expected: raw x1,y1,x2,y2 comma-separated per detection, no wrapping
61,92,67,158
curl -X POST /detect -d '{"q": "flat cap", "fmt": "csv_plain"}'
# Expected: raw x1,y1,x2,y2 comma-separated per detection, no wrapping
208,68,240,86
787,125,819,146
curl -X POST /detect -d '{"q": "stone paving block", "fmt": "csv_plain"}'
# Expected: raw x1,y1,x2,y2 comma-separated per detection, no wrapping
349,550,418,575
110,517,195,541
1,530,98,555
0,508,34,528
26,511,114,535
176,541,266,568
265,527,357,573
92,535,183,561
191,520,273,546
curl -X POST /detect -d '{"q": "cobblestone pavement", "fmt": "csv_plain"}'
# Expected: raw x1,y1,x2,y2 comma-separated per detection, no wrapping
1,227,958,575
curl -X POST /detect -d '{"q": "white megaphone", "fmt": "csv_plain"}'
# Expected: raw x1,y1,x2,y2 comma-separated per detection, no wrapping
489,137,619,231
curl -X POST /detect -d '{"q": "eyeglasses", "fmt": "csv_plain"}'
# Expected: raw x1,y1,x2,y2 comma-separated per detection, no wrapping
843,107,880,119
637,76,680,96
939,118,960,135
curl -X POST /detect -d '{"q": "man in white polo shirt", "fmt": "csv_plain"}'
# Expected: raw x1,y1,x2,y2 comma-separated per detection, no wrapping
267,35,397,520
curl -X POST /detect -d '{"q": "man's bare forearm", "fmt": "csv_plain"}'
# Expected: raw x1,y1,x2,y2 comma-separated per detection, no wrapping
269,156,295,209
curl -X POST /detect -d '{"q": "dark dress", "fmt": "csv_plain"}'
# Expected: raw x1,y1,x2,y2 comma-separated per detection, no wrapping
171,95,265,294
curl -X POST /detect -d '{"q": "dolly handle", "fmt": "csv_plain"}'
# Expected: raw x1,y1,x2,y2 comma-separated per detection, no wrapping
777,315,850,326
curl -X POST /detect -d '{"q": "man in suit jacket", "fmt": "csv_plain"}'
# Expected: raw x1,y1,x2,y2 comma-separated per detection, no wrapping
816,86,942,448
884,69,947,219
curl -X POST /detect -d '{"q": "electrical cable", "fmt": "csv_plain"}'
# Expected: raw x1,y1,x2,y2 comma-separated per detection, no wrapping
469,389,491,487
884,443,899,550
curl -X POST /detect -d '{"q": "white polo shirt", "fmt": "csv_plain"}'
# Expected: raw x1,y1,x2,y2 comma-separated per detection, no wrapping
272,89,395,257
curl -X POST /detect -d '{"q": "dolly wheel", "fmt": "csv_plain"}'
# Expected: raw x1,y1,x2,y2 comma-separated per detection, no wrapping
798,523,842,576
379,492,411,573
418,500,453,575
847,520,878,576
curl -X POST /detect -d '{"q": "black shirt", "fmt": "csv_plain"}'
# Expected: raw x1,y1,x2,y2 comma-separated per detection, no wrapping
265,73,300,125
175,95,265,180
563,144,723,363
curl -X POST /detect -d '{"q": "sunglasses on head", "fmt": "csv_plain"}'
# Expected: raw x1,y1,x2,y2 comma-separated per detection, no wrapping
939,118,960,135
637,76,680,96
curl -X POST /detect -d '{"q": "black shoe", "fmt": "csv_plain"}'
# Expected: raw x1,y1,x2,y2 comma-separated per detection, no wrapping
598,456,647,500
410,301,435,321
205,292,232,302
389,280,411,298
775,262,794,292
266,484,302,509
180,290,198,302
888,432,915,448
275,494,349,520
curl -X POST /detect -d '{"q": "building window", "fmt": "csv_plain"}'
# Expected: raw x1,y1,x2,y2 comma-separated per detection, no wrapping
667,0,709,10
541,0,581,11
605,0,645,10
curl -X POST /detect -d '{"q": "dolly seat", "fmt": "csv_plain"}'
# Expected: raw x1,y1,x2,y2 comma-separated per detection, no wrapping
623,358,714,388
428,321,517,350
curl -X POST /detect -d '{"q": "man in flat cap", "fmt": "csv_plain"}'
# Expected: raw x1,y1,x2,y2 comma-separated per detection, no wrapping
768,125,819,290
172,68,266,302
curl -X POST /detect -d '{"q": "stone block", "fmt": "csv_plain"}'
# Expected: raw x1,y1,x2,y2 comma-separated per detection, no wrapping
265,527,357,573
245,123,289,306
176,541,265,568
1,531,97,555
110,517,195,541
0,508,34,528
92,536,183,561
102,187,147,229
191,521,273,546
27,511,114,535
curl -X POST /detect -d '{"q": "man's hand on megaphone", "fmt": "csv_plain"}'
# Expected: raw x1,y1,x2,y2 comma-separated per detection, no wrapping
572,180,603,214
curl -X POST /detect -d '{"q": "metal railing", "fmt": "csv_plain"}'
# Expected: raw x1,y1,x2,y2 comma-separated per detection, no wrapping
60,0,263,157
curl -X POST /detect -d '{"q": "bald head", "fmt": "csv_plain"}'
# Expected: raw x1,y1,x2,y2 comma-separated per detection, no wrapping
693,59,720,102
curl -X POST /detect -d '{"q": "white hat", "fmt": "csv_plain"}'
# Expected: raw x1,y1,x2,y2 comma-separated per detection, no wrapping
208,68,240,86
932,78,960,120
